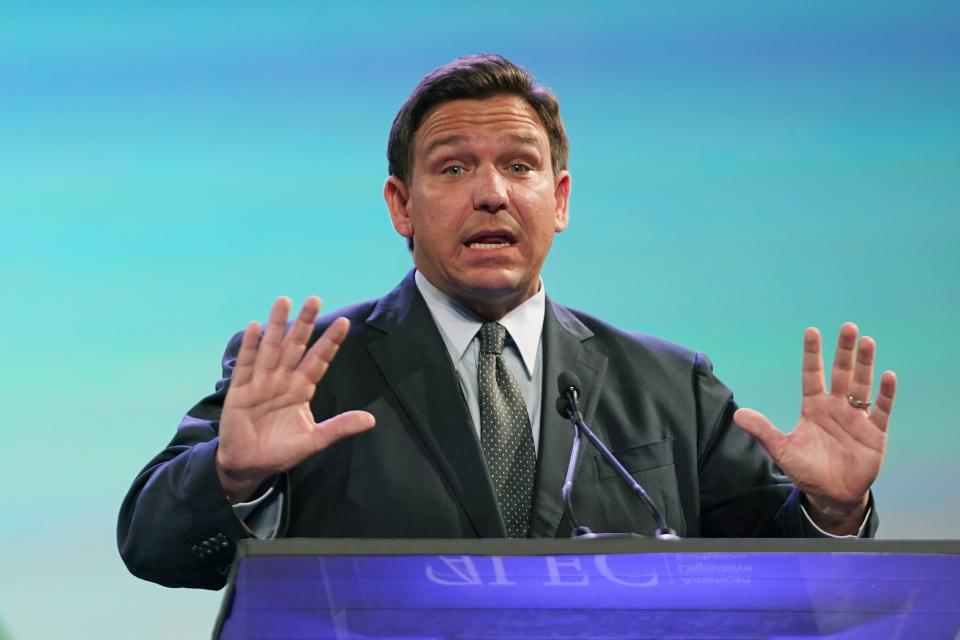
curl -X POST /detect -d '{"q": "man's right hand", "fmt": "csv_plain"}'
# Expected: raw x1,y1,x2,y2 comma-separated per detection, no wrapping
215,296,376,504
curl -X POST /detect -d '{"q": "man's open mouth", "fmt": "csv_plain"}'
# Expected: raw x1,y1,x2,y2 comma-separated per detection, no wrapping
464,231,517,250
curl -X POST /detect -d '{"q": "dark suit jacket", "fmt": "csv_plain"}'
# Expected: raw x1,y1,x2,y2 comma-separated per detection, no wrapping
117,271,877,589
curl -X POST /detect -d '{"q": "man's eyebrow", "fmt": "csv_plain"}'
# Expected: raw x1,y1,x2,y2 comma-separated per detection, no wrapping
422,135,466,158
509,134,542,148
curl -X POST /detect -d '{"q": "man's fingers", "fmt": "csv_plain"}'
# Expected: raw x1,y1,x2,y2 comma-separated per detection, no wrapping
870,371,897,432
297,316,351,383
311,410,376,451
848,336,876,407
733,408,787,463
278,296,322,371
829,322,859,397
232,321,262,386
254,297,293,372
801,327,826,397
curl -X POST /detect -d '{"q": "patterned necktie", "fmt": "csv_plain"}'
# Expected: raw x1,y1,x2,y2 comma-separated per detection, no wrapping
478,322,536,538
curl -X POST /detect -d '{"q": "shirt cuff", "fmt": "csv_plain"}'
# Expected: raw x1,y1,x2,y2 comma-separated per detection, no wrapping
231,486,283,539
799,501,873,538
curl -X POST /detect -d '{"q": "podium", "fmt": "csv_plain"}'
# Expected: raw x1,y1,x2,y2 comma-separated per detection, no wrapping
213,538,960,639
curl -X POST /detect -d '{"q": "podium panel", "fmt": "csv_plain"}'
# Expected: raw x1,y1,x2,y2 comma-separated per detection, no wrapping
214,538,960,639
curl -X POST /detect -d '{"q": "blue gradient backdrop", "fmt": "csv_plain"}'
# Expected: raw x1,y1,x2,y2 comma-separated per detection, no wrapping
1,2,958,637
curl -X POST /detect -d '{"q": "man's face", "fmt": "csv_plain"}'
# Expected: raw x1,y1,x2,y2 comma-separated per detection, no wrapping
385,95,570,319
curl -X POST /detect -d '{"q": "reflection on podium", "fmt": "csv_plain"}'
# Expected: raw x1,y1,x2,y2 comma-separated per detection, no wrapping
214,538,960,639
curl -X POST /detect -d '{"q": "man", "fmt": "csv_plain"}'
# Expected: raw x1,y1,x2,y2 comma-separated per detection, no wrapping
118,54,897,590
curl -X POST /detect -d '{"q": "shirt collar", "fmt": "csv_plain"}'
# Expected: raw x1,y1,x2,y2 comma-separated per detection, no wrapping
414,270,545,378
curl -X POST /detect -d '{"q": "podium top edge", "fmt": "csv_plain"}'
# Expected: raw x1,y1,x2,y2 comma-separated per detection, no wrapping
234,537,960,558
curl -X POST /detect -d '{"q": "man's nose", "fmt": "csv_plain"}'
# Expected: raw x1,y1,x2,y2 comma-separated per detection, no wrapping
472,166,508,214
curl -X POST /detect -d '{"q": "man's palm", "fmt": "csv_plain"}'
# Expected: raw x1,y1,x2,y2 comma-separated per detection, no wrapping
215,297,375,502
735,324,896,524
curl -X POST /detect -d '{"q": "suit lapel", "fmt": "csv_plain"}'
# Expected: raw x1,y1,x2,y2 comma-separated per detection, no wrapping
365,272,505,537
529,300,608,537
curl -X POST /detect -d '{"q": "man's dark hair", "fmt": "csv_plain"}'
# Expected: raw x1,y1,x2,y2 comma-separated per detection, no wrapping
387,53,569,183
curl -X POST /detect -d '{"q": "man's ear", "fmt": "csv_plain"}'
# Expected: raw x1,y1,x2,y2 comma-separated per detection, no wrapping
384,176,413,239
553,170,571,233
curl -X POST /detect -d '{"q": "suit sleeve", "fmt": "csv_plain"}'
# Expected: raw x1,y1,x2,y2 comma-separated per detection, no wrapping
693,352,878,538
116,331,253,590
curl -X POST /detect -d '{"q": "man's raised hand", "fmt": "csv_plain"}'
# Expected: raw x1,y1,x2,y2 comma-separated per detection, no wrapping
215,296,376,503
733,323,897,535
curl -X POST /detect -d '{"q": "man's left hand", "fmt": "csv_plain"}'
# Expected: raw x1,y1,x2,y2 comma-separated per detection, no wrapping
733,323,897,535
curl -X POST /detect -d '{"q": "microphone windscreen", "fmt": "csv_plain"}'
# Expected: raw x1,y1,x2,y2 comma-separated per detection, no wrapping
557,370,582,396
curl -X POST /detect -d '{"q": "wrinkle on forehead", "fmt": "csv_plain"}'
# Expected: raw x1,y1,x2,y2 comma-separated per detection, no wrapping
415,96,548,155
423,133,542,160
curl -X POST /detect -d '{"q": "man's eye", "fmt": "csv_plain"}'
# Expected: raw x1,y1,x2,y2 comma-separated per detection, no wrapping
508,163,530,174
442,166,464,176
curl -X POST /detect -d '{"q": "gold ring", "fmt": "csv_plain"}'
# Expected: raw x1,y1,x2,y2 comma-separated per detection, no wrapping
847,394,872,410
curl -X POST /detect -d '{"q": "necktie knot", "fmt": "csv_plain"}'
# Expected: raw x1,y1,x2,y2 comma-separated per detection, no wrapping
479,322,507,356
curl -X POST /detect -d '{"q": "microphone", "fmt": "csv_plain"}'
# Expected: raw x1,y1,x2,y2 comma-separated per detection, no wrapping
556,371,679,541
556,370,581,420
556,372,589,536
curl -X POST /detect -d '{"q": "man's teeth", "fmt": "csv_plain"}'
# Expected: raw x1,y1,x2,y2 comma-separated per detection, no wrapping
468,241,510,249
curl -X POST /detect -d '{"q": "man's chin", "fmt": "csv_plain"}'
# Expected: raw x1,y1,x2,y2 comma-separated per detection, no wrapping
453,273,539,313
461,274,524,299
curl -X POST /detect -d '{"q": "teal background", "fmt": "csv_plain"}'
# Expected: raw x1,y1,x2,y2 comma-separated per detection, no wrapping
1,1,958,637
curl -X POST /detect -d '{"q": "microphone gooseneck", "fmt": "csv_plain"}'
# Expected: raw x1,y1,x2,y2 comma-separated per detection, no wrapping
555,371,679,541
556,375,590,536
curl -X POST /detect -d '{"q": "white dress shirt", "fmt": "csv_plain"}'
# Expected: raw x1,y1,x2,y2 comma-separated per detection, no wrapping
413,270,545,452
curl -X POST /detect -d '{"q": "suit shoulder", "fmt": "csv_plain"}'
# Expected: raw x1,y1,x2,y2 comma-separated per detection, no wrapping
312,298,380,333
560,305,706,370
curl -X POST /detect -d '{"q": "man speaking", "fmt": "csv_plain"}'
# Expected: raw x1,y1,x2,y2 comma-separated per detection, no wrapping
118,54,897,589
